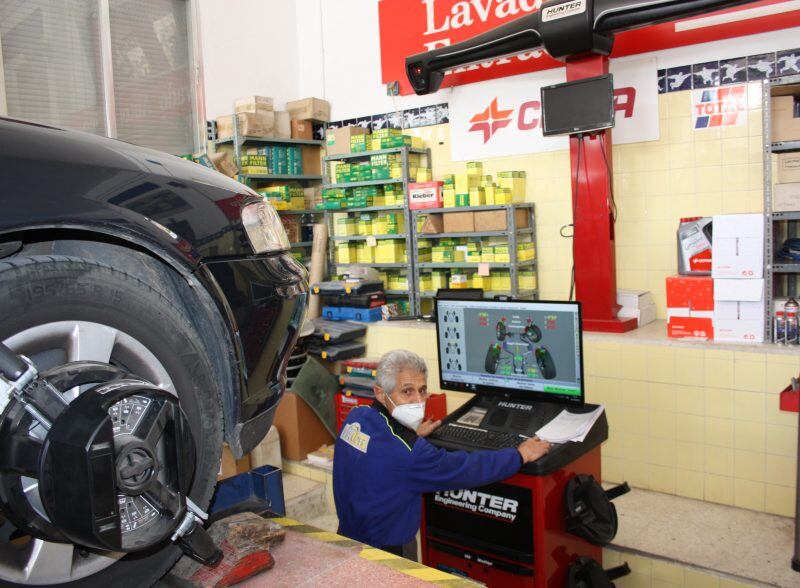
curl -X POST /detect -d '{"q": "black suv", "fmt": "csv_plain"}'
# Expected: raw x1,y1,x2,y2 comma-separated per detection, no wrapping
0,117,308,586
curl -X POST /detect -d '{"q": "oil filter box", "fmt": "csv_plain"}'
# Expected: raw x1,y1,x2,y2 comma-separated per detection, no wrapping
409,182,443,210
677,217,712,275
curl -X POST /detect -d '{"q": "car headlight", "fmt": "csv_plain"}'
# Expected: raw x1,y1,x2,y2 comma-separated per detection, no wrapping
241,199,290,253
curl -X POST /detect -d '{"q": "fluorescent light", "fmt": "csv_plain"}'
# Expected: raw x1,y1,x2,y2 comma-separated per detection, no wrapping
675,0,800,32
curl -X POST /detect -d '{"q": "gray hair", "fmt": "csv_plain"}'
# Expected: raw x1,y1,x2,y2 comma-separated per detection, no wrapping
375,349,427,393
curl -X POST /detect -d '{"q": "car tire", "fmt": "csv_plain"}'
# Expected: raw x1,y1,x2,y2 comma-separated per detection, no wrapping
485,344,500,374
0,255,223,588
536,348,557,380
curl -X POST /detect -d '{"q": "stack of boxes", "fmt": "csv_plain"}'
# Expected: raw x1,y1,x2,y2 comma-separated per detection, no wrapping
711,213,766,342
257,184,305,210
439,163,525,208
666,213,765,342
240,145,303,176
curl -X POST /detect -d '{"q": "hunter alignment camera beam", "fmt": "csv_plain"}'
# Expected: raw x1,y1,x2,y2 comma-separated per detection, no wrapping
406,0,756,332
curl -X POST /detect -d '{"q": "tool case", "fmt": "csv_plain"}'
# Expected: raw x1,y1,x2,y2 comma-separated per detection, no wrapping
322,306,383,322
312,279,384,296
322,291,387,308
306,341,366,361
310,319,367,344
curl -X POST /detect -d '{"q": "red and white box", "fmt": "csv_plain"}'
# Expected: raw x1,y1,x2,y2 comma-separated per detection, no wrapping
677,216,712,275
713,279,765,343
711,213,764,279
666,276,714,340
408,181,443,210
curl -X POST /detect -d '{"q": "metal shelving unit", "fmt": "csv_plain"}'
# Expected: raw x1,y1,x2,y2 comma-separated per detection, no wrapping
323,146,432,311
763,74,800,341
217,110,327,257
410,203,538,315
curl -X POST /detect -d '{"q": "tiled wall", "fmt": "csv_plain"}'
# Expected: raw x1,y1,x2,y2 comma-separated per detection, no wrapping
405,84,766,319
364,325,800,517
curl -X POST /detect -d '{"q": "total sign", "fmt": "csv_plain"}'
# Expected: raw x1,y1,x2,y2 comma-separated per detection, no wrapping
449,57,659,161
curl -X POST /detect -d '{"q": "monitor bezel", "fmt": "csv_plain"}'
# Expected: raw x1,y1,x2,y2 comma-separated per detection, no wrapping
541,74,615,137
434,298,584,406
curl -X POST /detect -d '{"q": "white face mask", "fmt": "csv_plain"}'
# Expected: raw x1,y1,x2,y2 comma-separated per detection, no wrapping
386,394,426,432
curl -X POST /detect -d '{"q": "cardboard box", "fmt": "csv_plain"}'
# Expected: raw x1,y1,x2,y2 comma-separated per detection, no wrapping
302,145,322,176
210,151,238,178
713,320,764,343
618,303,657,327
666,275,714,310
713,279,765,321
218,444,251,481
420,213,445,234
677,216,713,275
774,183,800,212
326,126,367,157
216,112,275,139
280,215,301,243
234,95,274,114
473,209,530,232
291,119,313,140
772,95,800,143
274,111,291,139
617,289,654,310
286,97,331,122
443,211,475,233
777,153,800,184
667,316,713,340
409,182,443,210
273,391,334,461
711,213,764,279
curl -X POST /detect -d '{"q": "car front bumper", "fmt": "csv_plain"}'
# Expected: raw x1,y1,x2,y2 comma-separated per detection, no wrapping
198,253,309,455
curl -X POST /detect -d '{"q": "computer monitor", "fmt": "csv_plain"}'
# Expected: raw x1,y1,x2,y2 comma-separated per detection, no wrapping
435,298,584,405
541,74,615,137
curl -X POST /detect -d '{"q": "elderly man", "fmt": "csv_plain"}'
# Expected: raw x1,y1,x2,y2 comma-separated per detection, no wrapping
333,349,551,560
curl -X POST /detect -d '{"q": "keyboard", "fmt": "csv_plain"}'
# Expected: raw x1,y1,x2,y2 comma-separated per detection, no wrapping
431,423,524,450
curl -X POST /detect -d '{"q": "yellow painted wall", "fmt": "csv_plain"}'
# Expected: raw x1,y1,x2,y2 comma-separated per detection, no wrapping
364,323,800,517
405,84,765,318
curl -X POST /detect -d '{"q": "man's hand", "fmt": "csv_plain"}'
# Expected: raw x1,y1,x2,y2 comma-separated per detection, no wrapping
517,437,551,464
416,419,442,438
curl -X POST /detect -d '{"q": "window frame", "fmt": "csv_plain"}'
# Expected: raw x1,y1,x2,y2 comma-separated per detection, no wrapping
0,0,206,155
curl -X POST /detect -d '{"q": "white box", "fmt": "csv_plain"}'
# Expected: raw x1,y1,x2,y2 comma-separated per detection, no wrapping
617,289,654,309
713,279,765,321
667,307,690,318
711,214,764,279
774,183,800,213
619,302,656,327
713,320,764,343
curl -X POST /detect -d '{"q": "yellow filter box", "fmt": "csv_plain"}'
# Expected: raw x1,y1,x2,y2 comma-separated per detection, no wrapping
481,248,495,263
411,136,424,149
335,243,357,263
419,274,433,292
466,161,484,175
267,197,289,210
356,242,375,263
517,242,536,261
370,137,382,151
416,168,433,182
443,189,457,209
290,196,306,210
493,244,511,263
471,274,491,290
375,241,405,263
390,166,403,179
455,173,480,194
449,274,469,289
334,216,356,236
492,271,511,291
494,188,512,204
453,249,466,262
469,187,485,207
467,251,482,263
431,271,450,290
519,270,537,291
484,185,496,205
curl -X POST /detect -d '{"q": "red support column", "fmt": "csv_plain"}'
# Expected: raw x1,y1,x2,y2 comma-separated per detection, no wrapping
566,55,637,333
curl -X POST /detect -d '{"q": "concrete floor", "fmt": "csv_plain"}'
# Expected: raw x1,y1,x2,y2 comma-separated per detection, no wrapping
613,488,797,587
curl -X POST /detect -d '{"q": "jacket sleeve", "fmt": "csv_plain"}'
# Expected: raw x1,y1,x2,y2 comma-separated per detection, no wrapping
405,438,523,494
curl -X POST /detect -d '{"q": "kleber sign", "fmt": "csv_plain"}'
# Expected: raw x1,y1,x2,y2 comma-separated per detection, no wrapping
449,57,659,160
692,85,748,129
379,0,800,95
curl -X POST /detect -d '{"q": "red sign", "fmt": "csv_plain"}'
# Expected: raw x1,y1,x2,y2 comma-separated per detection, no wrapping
379,0,800,95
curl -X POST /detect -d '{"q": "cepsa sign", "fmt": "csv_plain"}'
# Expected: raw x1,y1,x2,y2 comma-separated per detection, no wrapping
378,0,800,95
449,57,659,161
